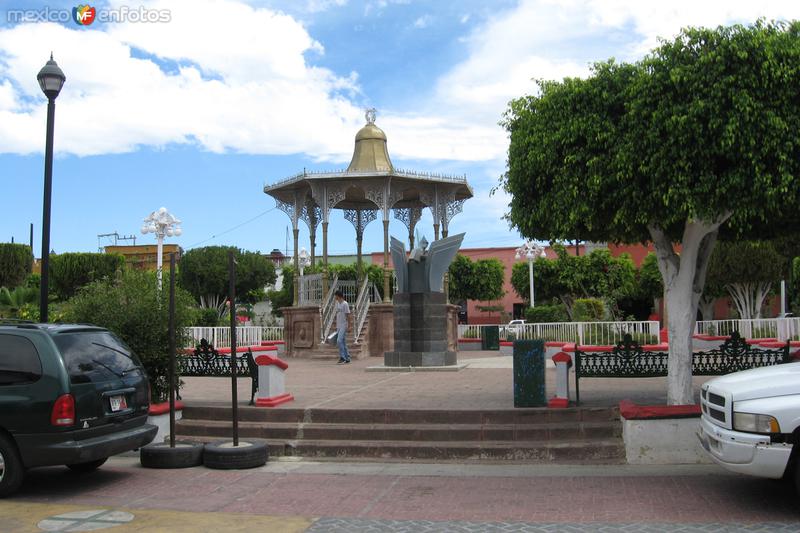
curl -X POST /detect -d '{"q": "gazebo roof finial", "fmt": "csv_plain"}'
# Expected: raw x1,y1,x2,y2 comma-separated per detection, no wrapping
365,107,377,125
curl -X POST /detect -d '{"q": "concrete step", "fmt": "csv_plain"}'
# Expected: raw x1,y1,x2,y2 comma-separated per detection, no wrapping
174,433,625,463
181,405,619,425
175,418,621,442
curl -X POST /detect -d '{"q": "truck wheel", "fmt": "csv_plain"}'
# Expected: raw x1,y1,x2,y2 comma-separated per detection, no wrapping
0,433,24,498
795,458,800,496
66,458,107,473
203,440,268,470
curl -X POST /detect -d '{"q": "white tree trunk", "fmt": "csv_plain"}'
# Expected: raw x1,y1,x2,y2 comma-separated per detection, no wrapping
698,295,715,321
649,215,729,405
726,282,772,320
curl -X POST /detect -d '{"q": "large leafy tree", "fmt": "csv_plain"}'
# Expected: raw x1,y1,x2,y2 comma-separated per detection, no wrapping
179,246,276,313
49,252,126,300
0,243,32,289
704,241,785,319
510,245,636,319
448,255,505,303
502,22,800,404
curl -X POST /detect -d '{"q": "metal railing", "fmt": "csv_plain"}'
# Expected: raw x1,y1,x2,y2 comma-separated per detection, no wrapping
320,274,339,340
695,318,800,341
299,273,323,306
353,277,371,344
457,321,660,345
186,326,281,349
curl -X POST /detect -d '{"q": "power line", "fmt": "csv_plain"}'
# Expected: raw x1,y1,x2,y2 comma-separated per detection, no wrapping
185,207,277,249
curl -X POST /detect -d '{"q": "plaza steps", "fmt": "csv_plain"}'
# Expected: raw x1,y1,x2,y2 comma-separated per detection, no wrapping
309,311,371,361
173,405,625,463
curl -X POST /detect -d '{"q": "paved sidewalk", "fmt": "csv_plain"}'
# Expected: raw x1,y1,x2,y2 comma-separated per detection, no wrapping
178,350,713,409
3,456,799,532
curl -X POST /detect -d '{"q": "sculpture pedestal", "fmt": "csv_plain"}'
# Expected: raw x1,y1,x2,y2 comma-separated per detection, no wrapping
281,306,321,357
384,292,457,367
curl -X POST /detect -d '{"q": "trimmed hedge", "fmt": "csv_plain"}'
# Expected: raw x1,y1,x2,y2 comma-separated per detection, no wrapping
50,253,125,300
524,304,569,323
0,243,32,288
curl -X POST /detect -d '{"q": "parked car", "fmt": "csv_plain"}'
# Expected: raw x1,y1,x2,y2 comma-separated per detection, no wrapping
697,362,800,494
504,319,526,336
0,322,156,497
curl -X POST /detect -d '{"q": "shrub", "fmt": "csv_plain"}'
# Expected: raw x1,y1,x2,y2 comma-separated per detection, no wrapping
0,243,32,289
196,307,221,327
525,304,569,323
65,269,197,402
50,252,126,301
572,298,605,322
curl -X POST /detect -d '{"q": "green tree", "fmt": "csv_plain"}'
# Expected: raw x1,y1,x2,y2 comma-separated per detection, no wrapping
704,241,785,319
502,22,800,403
179,246,276,314
448,255,505,303
66,269,197,402
0,243,32,288
49,252,126,300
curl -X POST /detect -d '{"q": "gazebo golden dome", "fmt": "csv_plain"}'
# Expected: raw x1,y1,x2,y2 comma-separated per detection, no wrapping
348,110,392,172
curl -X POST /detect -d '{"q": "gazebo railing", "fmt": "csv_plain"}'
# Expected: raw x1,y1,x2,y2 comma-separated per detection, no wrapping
353,277,371,344
299,273,323,306
320,274,339,341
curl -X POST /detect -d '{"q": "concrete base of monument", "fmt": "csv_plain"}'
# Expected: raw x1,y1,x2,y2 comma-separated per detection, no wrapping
384,350,457,367
365,362,469,372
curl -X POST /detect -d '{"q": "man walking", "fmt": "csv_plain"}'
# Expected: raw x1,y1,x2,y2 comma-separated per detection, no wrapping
334,290,351,364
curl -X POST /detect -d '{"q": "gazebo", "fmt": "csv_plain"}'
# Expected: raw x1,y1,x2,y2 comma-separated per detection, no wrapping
264,109,473,356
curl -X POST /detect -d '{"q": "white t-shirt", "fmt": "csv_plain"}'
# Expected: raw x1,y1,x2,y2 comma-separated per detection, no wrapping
335,299,350,331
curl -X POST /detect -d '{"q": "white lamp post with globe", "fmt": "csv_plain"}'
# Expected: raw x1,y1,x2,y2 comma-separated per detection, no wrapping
141,207,182,291
515,241,546,308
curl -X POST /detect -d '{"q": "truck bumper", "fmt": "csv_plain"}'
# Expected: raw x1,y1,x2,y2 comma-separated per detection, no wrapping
16,418,157,468
697,416,792,479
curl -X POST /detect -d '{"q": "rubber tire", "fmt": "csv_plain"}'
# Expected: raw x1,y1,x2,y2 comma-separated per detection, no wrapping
0,433,24,498
66,458,107,473
795,457,800,497
140,442,204,469
203,440,268,470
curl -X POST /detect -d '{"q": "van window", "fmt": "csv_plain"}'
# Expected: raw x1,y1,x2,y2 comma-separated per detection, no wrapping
0,334,43,385
53,331,142,384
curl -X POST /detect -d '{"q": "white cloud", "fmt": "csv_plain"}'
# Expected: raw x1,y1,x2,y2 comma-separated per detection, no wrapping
412,15,432,29
0,0,364,158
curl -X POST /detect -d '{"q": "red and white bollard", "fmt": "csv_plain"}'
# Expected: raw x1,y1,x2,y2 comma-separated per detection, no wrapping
548,351,572,408
254,352,294,407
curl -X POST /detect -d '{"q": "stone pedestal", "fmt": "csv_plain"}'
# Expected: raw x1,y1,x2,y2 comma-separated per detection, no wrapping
367,303,394,358
281,306,321,357
384,292,457,367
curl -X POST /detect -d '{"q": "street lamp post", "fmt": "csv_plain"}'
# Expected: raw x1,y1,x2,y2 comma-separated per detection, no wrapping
141,207,182,290
37,54,66,323
515,241,546,308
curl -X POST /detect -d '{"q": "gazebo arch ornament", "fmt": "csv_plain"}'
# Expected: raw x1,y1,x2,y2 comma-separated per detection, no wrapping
299,200,321,266
275,190,309,305
393,207,423,249
420,186,442,240
345,208,378,281
440,198,464,239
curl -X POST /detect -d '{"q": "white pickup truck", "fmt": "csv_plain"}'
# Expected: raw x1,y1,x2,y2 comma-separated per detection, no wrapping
697,362,800,493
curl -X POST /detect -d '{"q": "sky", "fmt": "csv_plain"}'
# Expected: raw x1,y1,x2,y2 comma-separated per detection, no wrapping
1,0,799,258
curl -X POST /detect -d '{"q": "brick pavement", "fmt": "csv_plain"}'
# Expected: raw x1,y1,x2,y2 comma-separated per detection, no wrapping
177,351,714,409
4,457,798,531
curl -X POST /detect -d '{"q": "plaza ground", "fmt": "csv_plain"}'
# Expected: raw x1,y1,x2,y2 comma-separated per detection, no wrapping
2,350,798,532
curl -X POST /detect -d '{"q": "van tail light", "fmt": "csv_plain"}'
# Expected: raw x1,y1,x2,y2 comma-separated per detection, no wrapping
51,394,75,427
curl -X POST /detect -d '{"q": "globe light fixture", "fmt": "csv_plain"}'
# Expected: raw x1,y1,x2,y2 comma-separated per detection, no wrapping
37,53,66,323
515,241,546,308
141,207,182,290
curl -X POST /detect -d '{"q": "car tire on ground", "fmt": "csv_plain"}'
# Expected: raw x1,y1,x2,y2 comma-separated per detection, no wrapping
140,442,204,469
0,433,24,498
66,458,107,473
203,440,268,470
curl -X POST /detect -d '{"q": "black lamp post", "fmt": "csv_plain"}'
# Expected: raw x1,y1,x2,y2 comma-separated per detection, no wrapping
37,54,65,323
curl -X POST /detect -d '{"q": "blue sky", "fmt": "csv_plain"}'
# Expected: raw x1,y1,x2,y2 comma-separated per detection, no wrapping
1,0,799,257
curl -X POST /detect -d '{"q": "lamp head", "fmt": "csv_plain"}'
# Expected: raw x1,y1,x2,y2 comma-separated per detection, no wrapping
37,53,66,99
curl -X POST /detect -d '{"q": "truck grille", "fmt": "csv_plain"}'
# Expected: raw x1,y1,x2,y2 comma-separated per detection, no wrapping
701,386,729,427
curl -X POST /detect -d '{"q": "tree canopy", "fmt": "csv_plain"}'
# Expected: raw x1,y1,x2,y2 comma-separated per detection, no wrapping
448,255,505,303
0,243,32,289
179,246,276,310
502,21,800,404
49,252,126,300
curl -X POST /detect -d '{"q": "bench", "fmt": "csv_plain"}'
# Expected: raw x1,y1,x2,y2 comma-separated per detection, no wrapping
574,331,791,405
177,338,259,405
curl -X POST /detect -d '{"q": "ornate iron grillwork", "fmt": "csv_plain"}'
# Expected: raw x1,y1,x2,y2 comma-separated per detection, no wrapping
177,338,258,404
575,332,790,404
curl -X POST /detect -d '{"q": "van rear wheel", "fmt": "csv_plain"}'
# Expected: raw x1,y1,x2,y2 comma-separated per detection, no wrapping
0,433,24,497
66,458,107,473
